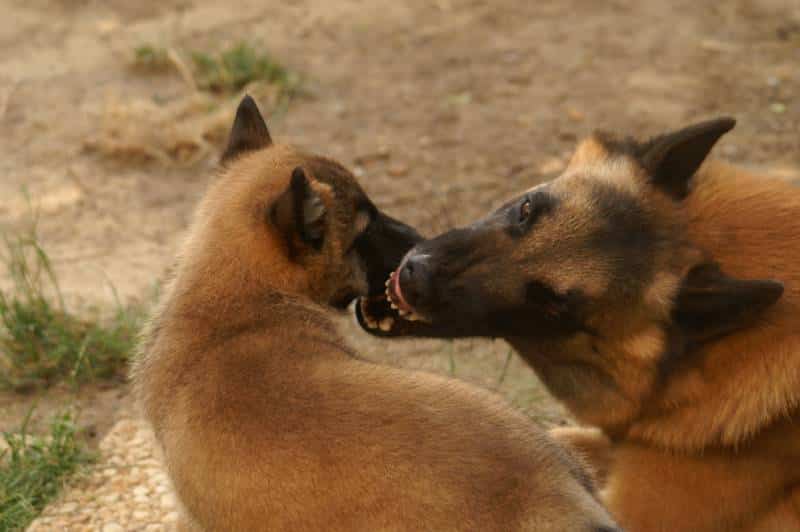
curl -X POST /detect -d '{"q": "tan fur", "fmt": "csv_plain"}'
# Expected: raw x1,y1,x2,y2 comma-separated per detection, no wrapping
631,162,800,449
376,122,798,530
549,427,613,487
131,142,617,531
533,154,800,531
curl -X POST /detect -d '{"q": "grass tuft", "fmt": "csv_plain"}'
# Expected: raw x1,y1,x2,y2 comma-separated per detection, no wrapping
0,217,141,391
132,45,171,71
131,41,302,100
190,42,302,96
0,411,93,532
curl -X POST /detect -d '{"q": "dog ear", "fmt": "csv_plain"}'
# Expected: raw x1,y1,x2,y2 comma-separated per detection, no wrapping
271,167,327,254
222,95,273,163
673,263,783,345
638,118,735,199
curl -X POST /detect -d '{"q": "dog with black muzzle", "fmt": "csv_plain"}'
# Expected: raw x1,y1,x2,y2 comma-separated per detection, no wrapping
131,96,620,532
360,118,800,531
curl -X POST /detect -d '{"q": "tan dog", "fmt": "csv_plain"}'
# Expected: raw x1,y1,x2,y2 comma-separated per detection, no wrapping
369,118,800,531
130,96,619,531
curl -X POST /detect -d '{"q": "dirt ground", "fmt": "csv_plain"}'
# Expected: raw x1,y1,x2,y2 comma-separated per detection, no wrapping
1,0,799,525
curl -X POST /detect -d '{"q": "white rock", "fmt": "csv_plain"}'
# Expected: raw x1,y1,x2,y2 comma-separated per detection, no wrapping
160,492,176,509
101,493,120,504
60,502,78,513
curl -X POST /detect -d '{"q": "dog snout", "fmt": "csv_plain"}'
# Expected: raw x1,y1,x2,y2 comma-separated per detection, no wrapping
398,252,432,307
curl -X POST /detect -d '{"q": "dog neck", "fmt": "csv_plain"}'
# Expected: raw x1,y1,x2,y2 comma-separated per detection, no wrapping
627,162,800,450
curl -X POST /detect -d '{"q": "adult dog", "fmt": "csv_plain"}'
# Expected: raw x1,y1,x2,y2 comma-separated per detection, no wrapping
362,118,800,531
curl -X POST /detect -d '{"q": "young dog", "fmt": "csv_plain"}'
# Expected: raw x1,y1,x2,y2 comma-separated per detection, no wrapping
131,96,619,531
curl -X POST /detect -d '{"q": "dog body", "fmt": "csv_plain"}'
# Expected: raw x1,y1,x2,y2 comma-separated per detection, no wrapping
131,97,619,531
594,161,800,531
370,119,800,530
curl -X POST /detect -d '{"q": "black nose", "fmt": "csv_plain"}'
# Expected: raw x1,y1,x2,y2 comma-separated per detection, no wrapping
398,253,431,306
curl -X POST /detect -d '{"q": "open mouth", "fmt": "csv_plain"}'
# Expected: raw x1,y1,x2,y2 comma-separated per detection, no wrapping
385,270,425,321
356,269,429,335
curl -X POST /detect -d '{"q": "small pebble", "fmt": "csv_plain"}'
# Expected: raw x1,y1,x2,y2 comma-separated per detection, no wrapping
161,492,177,509
387,164,409,177
60,502,78,514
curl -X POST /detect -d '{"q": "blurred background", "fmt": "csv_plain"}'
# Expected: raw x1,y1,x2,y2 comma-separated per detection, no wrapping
0,0,798,529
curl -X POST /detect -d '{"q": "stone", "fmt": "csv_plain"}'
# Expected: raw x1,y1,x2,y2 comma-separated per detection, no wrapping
160,492,177,509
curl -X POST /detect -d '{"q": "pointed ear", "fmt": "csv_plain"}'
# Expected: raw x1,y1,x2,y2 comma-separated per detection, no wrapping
222,95,273,163
638,117,735,199
673,263,783,345
270,167,327,254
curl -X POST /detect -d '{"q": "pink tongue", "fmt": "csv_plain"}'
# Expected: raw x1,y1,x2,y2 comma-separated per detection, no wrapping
390,270,414,313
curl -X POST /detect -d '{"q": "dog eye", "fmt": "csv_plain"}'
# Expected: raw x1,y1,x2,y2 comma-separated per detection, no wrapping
519,199,532,223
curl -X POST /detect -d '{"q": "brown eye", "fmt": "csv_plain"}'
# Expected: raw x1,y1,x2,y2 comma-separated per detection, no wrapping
519,199,532,223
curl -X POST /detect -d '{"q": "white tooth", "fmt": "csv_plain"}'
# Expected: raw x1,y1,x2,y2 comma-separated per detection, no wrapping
390,302,398,310
385,278,391,287
407,313,420,322
379,317,394,331
360,299,376,328
398,309,408,317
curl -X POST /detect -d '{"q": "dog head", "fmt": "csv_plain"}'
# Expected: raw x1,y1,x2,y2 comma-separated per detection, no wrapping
360,118,784,429
190,95,421,311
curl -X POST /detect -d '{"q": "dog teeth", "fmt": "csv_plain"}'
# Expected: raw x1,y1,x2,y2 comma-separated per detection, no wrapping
360,300,379,329
379,317,394,331
385,278,391,287
390,302,398,310
407,313,421,322
398,309,408,317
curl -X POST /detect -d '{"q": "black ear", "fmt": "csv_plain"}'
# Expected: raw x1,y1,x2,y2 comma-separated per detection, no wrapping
638,118,735,200
222,95,273,163
673,263,783,345
270,167,327,254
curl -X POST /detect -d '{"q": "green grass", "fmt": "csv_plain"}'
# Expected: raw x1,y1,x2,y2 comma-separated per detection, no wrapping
132,41,302,101
191,42,301,96
496,348,514,388
0,411,93,532
0,219,141,391
132,44,171,71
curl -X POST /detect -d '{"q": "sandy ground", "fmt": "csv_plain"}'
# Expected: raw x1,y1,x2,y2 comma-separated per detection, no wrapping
0,0,798,528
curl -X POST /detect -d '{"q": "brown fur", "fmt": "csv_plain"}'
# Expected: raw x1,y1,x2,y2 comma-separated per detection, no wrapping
131,98,619,531
526,147,800,530
378,120,800,530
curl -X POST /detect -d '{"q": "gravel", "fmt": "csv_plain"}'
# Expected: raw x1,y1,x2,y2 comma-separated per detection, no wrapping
27,418,179,531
